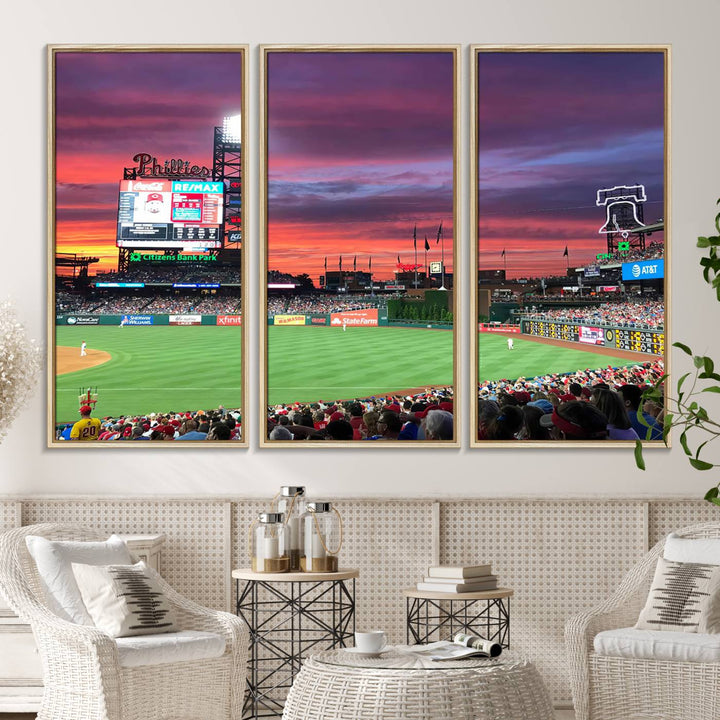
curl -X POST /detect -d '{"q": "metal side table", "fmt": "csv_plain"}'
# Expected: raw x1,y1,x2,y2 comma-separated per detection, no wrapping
234,568,359,719
404,587,513,647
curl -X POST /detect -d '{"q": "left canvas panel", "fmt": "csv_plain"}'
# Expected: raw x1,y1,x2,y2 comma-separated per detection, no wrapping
49,47,247,446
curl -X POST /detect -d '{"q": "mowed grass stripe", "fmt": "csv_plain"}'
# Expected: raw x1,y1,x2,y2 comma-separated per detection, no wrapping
268,326,453,405
55,326,242,422
478,333,647,382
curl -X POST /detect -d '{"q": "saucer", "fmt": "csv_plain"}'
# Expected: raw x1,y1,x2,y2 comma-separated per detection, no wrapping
343,647,390,657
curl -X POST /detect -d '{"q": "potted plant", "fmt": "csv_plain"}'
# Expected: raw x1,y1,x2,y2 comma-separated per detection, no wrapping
634,200,720,508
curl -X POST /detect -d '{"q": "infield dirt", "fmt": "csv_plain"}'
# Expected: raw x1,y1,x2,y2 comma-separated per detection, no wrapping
56,346,112,375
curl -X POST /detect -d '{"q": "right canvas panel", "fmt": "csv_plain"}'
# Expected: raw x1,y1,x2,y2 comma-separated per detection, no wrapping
472,47,669,445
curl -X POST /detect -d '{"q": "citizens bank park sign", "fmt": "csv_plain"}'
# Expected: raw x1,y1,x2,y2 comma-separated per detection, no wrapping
129,253,217,262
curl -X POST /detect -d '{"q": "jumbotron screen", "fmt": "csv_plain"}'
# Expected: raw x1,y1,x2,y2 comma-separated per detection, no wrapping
117,179,224,249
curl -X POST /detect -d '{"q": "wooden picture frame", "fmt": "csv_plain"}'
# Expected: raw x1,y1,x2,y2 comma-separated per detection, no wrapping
470,45,670,447
260,45,460,447
48,45,248,446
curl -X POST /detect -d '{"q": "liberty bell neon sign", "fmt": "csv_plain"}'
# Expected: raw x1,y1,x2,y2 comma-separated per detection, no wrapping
596,185,647,238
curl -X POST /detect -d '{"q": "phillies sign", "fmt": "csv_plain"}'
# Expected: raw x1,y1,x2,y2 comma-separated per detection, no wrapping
131,153,211,178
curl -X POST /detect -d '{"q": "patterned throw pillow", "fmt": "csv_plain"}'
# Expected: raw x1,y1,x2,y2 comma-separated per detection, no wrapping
635,557,720,633
71,561,178,638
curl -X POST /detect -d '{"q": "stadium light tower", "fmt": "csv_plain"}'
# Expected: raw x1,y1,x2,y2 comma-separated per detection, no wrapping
222,114,242,144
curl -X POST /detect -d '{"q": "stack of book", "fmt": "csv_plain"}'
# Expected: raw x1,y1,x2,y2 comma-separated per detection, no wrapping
416,564,498,593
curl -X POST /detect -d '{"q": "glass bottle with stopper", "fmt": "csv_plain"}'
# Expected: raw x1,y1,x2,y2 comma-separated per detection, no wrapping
276,486,306,571
301,501,343,573
251,512,290,573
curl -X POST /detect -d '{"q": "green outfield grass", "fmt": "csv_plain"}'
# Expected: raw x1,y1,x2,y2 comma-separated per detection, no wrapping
268,326,453,405
478,333,646,382
55,326,242,423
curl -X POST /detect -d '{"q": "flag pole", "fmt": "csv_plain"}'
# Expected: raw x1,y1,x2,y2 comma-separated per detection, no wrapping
413,224,418,289
440,224,446,291
424,236,428,287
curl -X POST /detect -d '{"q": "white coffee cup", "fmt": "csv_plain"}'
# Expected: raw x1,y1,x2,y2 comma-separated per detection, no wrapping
354,630,387,654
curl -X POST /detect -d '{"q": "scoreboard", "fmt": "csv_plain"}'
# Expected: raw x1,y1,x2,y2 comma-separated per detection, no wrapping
521,319,664,356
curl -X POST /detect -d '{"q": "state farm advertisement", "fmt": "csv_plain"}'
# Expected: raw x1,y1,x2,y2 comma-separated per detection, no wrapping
217,315,242,326
330,309,379,327
169,314,202,326
274,315,306,326
579,326,605,345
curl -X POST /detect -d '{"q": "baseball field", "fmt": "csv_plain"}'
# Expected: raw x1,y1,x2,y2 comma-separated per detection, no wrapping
55,325,242,423
268,325,453,405
267,325,649,406
476,333,650,383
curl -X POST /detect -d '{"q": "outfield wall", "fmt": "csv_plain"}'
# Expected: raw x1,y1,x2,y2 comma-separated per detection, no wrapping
519,318,665,356
56,314,242,327
267,308,389,326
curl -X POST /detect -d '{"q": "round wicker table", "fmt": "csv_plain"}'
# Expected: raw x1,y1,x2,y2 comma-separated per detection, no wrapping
282,647,554,720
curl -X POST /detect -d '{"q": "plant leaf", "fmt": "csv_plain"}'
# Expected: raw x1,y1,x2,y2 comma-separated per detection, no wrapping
680,430,691,457
634,440,646,471
702,386,720,393
690,458,715,471
673,342,692,356
694,356,705,369
705,486,720,501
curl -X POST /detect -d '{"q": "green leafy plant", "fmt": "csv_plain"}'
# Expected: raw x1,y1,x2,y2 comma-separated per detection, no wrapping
634,199,720,508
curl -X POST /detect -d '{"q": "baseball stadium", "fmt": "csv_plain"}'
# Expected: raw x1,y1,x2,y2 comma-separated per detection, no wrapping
264,50,457,442
473,50,667,442
53,51,244,442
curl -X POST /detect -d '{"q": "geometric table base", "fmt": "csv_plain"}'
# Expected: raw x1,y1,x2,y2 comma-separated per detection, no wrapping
235,570,357,719
405,589,512,648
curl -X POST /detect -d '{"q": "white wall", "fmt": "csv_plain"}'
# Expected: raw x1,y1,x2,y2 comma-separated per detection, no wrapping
1,0,718,498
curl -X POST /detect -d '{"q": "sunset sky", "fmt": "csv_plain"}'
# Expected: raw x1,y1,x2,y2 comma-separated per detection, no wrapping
267,51,455,283
478,51,665,279
55,51,243,273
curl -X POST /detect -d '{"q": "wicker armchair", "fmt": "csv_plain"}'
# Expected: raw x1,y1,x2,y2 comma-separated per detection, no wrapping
565,521,720,720
0,523,248,720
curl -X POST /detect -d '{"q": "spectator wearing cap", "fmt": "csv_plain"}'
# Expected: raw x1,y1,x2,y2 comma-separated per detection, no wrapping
539,401,608,440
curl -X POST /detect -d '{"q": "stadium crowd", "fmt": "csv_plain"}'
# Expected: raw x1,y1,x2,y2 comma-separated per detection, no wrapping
56,293,241,315
518,299,664,329
476,360,665,441
597,241,664,265
94,266,241,284
56,406,242,442
267,387,454,441
268,294,388,315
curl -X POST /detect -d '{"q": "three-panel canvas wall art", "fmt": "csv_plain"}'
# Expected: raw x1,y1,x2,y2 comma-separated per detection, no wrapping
48,45,668,448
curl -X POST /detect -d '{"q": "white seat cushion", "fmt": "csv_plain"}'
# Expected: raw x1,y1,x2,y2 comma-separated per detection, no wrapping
595,627,720,663
115,630,226,668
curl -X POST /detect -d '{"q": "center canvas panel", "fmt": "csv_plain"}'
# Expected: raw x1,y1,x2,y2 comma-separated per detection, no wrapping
262,47,458,445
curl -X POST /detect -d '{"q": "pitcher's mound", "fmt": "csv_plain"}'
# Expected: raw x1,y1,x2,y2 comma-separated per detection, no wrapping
56,346,112,375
